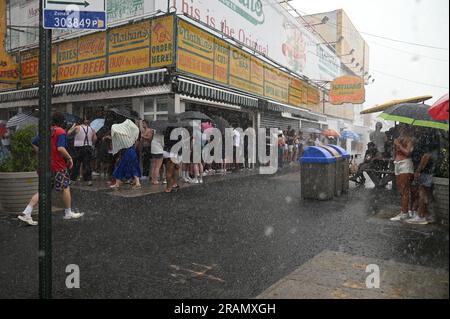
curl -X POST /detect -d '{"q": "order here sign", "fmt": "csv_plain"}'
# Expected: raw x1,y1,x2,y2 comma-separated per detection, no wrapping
43,0,107,30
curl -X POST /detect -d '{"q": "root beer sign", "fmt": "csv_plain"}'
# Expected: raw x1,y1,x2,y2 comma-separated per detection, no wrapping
58,33,107,81
12,14,174,86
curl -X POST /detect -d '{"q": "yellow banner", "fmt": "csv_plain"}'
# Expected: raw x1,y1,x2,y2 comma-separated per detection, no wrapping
0,0,19,89
249,57,264,95
151,15,174,68
230,47,254,92
289,77,303,107
177,19,214,79
58,39,78,65
108,20,151,74
58,59,106,82
214,38,229,85
109,47,149,74
109,20,151,54
264,65,289,104
78,32,106,60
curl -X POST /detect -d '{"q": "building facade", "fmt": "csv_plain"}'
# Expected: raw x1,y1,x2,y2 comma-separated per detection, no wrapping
1,1,370,155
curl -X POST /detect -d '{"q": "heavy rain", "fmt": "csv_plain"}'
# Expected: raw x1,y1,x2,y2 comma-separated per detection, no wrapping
0,0,448,308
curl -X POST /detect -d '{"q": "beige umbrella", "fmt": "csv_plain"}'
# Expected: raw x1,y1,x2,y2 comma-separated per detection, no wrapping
360,95,432,114
111,119,140,155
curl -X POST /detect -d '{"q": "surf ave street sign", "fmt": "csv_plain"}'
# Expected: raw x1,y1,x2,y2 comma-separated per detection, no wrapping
43,0,107,30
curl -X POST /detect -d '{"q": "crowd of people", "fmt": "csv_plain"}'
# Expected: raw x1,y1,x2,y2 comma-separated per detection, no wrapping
351,121,441,226
390,124,441,225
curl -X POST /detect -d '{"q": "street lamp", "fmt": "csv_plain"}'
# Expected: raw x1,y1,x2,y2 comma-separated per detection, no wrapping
307,16,330,27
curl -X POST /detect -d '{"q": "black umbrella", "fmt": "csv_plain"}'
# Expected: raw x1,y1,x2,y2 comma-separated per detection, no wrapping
108,107,140,121
149,120,170,133
178,111,212,122
380,103,448,130
210,115,230,133
150,120,192,133
64,113,82,126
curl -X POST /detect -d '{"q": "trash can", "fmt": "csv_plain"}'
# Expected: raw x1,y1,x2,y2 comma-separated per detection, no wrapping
319,145,343,197
300,146,336,201
326,144,350,194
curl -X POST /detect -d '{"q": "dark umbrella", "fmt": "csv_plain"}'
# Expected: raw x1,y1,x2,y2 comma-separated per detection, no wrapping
108,107,140,121
64,113,81,126
379,103,448,130
178,111,212,122
210,115,230,133
150,120,192,133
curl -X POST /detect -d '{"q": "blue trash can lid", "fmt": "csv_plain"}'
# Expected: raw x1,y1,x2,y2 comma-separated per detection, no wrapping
300,146,337,164
326,144,351,159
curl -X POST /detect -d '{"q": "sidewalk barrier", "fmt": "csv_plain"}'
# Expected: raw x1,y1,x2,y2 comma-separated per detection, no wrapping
326,144,351,194
299,146,336,201
319,145,343,197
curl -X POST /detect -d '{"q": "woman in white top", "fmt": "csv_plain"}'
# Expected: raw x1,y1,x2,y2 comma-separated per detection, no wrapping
149,127,165,185
68,119,97,186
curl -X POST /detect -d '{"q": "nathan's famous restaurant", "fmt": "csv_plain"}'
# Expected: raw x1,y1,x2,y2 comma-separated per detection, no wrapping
0,0,338,137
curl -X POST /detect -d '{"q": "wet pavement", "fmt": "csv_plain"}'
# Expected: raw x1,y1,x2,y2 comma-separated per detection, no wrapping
0,166,448,299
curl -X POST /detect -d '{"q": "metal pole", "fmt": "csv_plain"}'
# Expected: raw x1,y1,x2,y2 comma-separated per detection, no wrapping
38,0,53,300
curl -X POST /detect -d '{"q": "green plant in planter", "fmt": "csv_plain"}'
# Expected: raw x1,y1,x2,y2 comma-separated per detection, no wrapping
0,125,38,173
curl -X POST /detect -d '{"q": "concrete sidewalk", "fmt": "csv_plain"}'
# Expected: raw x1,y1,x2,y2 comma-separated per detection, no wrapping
70,165,298,198
257,250,449,299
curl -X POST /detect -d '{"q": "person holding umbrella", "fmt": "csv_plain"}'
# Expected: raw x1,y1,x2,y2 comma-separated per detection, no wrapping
110,120,142,190
408,127,440,225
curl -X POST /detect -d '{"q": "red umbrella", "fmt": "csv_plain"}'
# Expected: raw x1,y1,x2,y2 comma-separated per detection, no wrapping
322,128,341,138
0,123,6,138
429,93,449,120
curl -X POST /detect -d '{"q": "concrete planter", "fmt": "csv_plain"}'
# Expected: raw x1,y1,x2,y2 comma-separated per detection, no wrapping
433,177,449,225
0,172,38,215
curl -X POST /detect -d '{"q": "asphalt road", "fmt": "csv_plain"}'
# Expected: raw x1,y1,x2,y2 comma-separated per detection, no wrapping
0,169,448,299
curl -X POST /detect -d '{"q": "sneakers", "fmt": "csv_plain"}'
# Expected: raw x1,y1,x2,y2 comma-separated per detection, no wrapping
406,215,429,225
63,212,85,220
18,215,38,226
92,172,100,177
390,212,409,222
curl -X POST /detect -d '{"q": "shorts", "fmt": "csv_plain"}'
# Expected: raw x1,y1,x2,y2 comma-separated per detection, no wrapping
53,170,71,192
151,153,163,159
394,158,414,176
288,145,294,152
418,173,433,188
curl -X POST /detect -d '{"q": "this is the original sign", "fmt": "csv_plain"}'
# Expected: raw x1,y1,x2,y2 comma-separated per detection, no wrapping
329,76,366,105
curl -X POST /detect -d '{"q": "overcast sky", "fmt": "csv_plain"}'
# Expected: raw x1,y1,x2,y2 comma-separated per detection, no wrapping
291,0,449,108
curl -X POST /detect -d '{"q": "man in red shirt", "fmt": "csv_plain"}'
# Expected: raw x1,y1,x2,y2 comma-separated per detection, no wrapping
18,112,84,226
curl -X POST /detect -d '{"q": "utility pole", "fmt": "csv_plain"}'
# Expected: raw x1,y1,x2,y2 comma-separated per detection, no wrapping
38,0,53,299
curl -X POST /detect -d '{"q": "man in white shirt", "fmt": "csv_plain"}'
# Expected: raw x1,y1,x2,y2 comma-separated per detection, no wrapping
370,122,388,157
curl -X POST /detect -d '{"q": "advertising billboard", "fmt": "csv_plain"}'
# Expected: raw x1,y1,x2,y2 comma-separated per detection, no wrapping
157,0,341,81
0,0,19,90
176,18,320,109
329,76,366,105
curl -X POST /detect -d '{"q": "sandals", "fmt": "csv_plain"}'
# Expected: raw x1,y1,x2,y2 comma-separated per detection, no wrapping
132,184,142,190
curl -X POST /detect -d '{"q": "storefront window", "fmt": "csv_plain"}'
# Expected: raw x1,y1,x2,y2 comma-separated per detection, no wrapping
143,96,168,121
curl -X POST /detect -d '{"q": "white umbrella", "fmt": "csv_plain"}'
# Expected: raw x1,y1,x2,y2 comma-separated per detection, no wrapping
111,119,139,155
6,113,38,130
90,118,105,132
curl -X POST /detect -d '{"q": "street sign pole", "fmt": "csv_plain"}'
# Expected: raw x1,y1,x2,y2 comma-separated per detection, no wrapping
38,0,53,300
